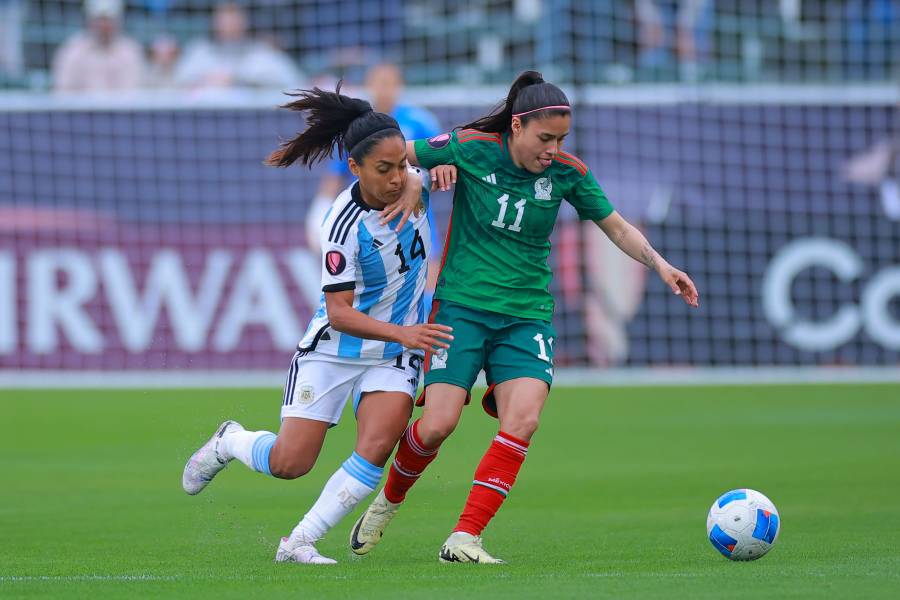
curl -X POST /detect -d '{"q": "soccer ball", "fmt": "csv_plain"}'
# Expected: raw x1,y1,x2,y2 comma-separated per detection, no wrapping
707,488,780,561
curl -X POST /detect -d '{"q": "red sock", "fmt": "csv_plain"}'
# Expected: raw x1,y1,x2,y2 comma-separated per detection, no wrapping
454,431,529,536
383,419,439,503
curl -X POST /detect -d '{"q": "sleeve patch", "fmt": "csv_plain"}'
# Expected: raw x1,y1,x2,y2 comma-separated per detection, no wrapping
427,133,452,148
325,250,347,275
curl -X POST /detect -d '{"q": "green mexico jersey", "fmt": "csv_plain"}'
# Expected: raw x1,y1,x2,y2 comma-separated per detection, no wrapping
414,129,615,321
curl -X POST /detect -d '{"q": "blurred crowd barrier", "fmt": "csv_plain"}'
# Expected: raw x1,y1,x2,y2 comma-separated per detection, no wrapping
2,88,898,372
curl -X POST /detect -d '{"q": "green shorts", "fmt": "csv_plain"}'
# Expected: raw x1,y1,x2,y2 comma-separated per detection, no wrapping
420,299,556,417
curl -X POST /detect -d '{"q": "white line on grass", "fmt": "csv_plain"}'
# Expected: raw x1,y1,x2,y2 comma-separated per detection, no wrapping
0,575,178,582
1,367,898,389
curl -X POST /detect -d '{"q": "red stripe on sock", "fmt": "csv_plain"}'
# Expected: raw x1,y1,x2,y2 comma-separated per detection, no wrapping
495,431,529,455
454,431,529,536
405,420,436,457
384,420,440,504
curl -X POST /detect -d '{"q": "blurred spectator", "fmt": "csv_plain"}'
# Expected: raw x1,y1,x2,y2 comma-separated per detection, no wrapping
145,34,179,89
174,2,303,90
635,0,713,81
312,63,440,214
0,0,26,81
307,63,443,300
52,0,146,93
844,130,900,221
308,62,441,250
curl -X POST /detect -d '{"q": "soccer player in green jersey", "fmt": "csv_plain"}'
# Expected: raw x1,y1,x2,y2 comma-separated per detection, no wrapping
351,71,700,563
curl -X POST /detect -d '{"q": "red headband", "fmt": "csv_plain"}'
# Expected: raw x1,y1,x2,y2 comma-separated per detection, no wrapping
512,105,571,118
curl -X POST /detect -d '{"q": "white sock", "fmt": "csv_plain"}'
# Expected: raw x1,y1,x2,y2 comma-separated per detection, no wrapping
220,430,277,475
288,452,383,545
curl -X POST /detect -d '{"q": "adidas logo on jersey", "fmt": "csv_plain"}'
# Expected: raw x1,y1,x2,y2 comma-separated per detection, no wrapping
372,238,384,250
481,173,497,184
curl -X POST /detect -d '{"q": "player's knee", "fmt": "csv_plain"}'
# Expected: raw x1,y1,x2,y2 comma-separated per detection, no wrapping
269,456,314,480
521,416,540,438
504,416,540,440
418,419,456,447
355,435,396,466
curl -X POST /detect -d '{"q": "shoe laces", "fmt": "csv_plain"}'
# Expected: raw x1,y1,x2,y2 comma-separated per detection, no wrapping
359,513,386,537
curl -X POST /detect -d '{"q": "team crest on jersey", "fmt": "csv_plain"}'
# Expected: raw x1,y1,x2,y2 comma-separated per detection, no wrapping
298,385,315,404
325,250,346,275
430,348,447,370
534,177,552,200
427,133,451,148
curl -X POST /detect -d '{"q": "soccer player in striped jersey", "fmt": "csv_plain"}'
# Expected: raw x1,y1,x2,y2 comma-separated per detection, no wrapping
351,71,700,563
181,85,454,564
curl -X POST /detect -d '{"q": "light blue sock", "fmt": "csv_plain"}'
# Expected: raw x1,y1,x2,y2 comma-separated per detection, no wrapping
341,451,384,489
220,429,278,476
250,432,277,476
290,451,384,543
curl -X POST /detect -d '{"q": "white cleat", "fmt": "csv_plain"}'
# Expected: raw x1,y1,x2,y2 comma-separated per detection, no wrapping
275,537,337,565
181,420,243,495
349,489,401,555
439,532,506,564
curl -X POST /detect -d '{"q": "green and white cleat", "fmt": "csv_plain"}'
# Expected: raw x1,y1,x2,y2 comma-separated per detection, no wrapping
181,420,243,495
349,489,401,555
439,532,506,564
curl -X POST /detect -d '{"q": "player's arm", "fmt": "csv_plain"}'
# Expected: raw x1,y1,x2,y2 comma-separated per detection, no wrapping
564,165,699,307
325,290,453,352
407,140,457,191
381,162,455,229
595,211,700,307
382,133,461,228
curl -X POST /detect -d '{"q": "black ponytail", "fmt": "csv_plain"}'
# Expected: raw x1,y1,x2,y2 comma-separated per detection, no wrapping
458,70,570,134
266,81,402,168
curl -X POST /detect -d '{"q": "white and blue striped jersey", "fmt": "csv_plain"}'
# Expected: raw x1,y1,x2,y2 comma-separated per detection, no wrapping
298,167,431,361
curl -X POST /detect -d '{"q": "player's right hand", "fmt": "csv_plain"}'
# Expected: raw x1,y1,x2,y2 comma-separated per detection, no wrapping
398,324,454,352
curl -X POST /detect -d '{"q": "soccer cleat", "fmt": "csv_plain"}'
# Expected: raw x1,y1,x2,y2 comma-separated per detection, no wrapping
181,420,243,495
439,532,506,564
275,537,337,565
349,489,401,555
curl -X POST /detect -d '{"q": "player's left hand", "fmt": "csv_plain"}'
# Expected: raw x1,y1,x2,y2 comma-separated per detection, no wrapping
659,266,700,307
430,165,457,192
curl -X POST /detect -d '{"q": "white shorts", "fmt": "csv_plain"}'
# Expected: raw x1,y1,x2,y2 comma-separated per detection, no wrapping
280,350,423,425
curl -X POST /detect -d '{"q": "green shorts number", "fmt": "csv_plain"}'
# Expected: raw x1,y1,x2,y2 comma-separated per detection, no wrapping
424,299,556,392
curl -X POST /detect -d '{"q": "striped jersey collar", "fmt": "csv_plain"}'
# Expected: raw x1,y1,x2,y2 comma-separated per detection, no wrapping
350,182,381,212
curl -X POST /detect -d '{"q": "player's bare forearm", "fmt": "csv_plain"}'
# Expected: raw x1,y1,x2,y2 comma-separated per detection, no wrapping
595,211,700,307
325,290,454,351
596,211,666,272
326,302,403,344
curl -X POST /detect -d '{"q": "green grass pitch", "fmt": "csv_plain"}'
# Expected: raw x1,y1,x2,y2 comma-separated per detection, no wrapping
2,384,899,599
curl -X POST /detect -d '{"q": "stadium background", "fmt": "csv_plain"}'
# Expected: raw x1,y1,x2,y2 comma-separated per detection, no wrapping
1,1,898,381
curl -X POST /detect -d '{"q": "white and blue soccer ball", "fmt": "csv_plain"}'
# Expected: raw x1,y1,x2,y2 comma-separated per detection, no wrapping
707,488,780,561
